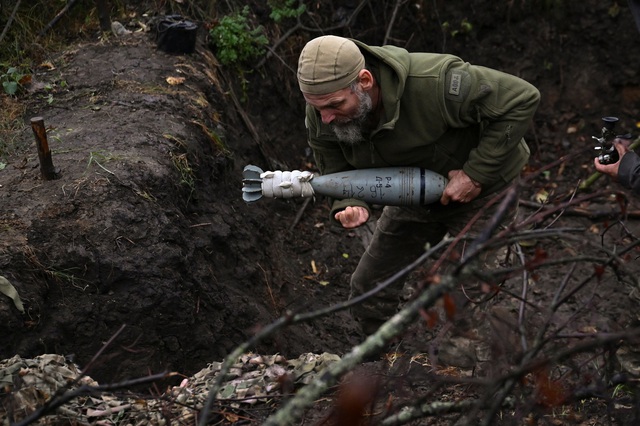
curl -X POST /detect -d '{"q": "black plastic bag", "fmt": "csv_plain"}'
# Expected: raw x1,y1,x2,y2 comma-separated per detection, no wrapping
156,15,198,54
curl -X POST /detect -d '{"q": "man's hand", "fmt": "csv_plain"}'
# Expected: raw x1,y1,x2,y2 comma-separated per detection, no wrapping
594,138,632,180
335,206,369,229
440,169,482,205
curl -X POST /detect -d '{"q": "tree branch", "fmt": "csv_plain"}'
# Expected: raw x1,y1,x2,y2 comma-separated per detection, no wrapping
0,0,22,45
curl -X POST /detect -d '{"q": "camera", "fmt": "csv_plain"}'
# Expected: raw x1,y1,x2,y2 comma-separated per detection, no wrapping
592,116,633,165
593,117,620,165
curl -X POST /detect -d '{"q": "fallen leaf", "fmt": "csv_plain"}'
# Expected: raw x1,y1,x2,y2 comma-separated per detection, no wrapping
594,264,605,281
534,189,549,203
222,411,240,422
19,74,32,86
578,325,597,334
166,76,185,85
419,309,438,329
557,162,565,177
534,367,567,407
0,276,24,313
443,293,456,320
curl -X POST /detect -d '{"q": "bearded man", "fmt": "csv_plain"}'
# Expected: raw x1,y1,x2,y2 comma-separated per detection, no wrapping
297,35,540,334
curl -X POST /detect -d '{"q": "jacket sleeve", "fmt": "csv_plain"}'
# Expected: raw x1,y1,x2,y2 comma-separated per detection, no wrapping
305,105,372,223
439,62,540,186
617,151,640,194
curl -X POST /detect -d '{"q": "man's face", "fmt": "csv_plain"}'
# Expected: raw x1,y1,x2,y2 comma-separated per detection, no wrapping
304,84,373,145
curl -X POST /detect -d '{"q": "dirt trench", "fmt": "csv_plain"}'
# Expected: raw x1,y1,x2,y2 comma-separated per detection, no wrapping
0,33,362,384
1,0,640,399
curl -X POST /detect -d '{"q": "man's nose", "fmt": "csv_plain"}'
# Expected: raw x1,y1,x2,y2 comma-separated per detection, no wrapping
320,110,335,124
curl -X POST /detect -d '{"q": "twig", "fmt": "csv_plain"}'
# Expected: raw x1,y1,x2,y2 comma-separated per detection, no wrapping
383,0,407,45
256,22,303,69
11,324,172,426
477,232,640,425
288,197,312,231
478,327,640,426
515,242,529,351
80,324,126,377
217,70,287,170
13,371,173,426
432,0,446,52
518,198,640,219
544,180,580,229
0,0,22,44
258,262,279,314
381,396,516,425
256,0,371,69
197,237,452,426
39,0,81,37
514,191,609,231
261,271,456,426
460,184,519,264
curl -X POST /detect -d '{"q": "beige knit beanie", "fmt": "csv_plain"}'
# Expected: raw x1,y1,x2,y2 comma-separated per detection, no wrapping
297,36,365,95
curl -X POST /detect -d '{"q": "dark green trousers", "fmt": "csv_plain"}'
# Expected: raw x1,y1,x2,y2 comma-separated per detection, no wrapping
349,195,515,334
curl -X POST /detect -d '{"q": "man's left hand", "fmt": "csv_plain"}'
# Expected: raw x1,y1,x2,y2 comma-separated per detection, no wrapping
440,169,482,205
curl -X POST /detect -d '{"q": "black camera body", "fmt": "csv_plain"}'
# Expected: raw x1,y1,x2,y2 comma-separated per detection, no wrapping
593,116,621,165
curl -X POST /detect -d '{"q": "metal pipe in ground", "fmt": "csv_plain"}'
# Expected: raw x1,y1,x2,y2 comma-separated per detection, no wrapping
30,116,58,180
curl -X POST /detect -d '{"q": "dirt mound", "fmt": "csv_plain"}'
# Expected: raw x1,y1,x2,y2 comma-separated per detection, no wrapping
0,33,360,385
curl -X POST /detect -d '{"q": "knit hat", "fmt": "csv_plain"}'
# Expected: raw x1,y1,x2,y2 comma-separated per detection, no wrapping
297,36,365,95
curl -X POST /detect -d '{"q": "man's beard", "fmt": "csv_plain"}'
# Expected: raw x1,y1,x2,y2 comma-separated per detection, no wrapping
330,88,373,145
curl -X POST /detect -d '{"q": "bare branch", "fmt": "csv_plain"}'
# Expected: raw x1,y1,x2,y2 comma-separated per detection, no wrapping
0,0,22,44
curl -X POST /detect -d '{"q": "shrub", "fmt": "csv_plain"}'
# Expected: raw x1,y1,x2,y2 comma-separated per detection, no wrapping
1,67,27,96
209,6,268,67
268,0,306,22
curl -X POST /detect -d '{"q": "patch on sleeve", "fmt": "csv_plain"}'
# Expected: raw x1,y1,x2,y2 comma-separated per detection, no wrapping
444,69,470,102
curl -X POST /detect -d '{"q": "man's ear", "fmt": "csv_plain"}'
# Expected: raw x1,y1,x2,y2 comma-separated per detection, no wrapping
358,69,374,90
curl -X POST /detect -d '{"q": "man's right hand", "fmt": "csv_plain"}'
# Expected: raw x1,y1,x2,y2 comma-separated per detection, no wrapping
334,206,369,229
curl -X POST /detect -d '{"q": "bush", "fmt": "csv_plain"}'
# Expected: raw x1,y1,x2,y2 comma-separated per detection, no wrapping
1,67,26,96
268,0,306,22
209,6,268,67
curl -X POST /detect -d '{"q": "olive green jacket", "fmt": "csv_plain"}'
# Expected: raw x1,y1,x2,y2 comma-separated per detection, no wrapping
304,40,540,219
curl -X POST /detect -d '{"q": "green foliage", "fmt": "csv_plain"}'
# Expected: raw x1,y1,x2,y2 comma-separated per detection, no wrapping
268,0,306,22
608,2,621,18
209,6,268,67
1,67,25,96
442,18,473,38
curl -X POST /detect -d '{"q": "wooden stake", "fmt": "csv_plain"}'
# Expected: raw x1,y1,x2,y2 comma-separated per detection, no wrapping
30,117,58,180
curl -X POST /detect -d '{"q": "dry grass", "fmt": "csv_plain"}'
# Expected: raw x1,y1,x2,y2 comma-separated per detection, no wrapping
0,94,27,158
0,1,103,160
